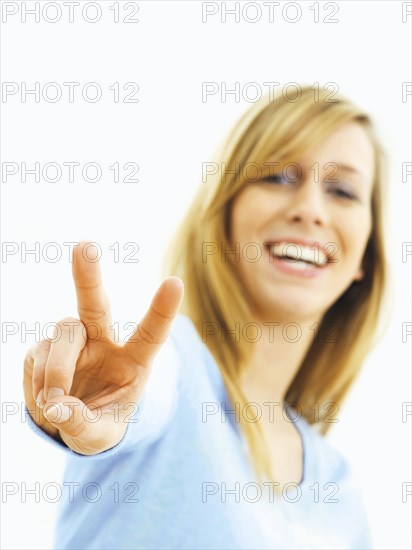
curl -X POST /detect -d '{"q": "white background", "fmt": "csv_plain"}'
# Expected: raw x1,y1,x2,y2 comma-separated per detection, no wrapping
1,1,411,548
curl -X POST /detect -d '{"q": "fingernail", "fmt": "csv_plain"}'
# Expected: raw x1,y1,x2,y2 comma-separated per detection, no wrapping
35,390,45,409
47,387,65,401
44,403,72,423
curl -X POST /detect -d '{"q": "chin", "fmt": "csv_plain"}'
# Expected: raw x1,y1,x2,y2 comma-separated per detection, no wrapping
255,297,323,323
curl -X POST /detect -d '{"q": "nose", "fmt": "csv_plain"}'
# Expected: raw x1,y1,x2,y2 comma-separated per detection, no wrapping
286,177,330,227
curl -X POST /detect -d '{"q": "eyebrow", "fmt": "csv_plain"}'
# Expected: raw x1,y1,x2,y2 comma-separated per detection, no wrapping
335,163,365,178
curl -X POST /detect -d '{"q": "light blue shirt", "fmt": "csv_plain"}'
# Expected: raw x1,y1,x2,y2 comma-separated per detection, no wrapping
25,313,373,549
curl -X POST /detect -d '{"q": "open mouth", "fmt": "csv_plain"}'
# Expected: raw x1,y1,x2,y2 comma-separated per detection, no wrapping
264,243,330,270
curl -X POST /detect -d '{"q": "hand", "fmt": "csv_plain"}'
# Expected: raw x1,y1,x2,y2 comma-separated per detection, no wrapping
23,241,184,455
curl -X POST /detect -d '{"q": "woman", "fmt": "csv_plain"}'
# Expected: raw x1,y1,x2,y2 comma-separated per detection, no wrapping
24,85,389,549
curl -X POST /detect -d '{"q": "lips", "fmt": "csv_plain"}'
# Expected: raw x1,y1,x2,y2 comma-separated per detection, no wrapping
263,243,331,278
263,238,331,267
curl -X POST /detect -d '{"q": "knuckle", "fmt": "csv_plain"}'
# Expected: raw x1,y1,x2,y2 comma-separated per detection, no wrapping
24,344,37,362
32,372,43,387
58,317,84,333
77,304,107,323
151,304,174,322
50,364,71,378
69,416,92,440
137,323,165,346
38,338,52,348
34,339,51,359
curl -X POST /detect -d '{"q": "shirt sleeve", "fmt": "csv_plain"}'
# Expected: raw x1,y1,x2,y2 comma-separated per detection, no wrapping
24,327,183,460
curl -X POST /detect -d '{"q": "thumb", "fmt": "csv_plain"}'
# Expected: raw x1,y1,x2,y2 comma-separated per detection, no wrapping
42,395,123,454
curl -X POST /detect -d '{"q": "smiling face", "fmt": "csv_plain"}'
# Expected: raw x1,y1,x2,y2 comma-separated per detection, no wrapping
229,122,375,322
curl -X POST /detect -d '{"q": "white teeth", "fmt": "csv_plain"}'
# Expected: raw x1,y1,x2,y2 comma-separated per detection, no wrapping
269,243,327,266
284,259,312,270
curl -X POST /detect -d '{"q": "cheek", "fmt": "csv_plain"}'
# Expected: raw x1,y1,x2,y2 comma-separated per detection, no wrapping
231,189,277,239
230,195,256,240
339,213,372,265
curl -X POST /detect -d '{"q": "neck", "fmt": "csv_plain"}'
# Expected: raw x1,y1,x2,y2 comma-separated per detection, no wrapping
239,310,322,407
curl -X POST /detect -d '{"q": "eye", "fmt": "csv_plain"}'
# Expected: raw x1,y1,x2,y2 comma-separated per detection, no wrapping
332,189,356,200
325,181,358,201
261,173,292,185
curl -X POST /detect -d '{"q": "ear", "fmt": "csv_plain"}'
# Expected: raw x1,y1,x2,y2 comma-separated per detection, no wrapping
353,266,364,282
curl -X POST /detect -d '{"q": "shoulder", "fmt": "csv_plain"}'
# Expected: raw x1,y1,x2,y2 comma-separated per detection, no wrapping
169,313,203,347
167,313,214,368
155,312,210,367
166,313,226,395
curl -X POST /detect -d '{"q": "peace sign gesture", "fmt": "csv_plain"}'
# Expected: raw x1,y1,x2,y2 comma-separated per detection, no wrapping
23,241,184,455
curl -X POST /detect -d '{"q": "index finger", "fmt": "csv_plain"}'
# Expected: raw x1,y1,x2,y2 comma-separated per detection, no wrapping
72,241,113,340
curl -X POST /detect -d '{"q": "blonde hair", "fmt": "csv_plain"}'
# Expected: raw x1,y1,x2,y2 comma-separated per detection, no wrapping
161,85,390,485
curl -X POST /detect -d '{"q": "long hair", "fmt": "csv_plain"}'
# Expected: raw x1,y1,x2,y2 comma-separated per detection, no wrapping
161,85,390,485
